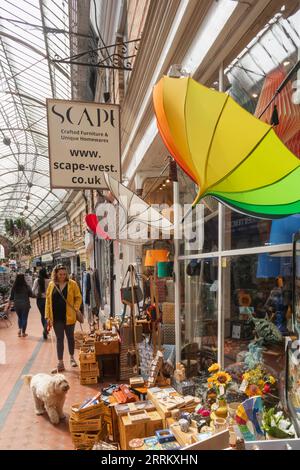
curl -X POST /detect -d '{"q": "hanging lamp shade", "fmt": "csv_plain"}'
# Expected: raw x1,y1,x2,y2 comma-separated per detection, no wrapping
153,75,300,219
144,249,169,267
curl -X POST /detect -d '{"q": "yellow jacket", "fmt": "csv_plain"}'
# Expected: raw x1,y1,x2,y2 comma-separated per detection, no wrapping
45,280,82,325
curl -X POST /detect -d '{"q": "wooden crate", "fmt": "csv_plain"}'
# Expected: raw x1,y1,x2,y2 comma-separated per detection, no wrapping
71,401,105,421
80,376,98,385
80,367,99,378
79,347,96,363
119,410,163,450
147,387,197,427
69,416,102,433
80,362,99,372
95,339,119,355
168,419,198,447
71,429,104,450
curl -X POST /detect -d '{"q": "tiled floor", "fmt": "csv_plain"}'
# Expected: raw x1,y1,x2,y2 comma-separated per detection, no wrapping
0,301,100,450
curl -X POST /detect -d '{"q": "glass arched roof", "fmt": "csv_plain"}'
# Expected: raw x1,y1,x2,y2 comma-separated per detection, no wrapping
0,0,72,233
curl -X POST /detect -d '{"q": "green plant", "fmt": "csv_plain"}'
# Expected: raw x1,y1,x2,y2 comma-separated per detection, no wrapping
262,407,295,438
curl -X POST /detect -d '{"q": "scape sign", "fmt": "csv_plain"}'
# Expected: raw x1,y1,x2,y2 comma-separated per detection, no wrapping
47,99,121,189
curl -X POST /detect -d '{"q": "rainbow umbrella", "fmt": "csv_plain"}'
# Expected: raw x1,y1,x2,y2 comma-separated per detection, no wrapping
153,76,300,218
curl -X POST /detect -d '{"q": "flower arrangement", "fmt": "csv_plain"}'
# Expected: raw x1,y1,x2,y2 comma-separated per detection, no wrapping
262,408,295,439
241,366,276,398
195,405,211,418
207,363,232,397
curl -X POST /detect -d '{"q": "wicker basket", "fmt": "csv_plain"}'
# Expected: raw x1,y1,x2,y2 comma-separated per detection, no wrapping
71,401,105,421
69,417,102,433
162,323,175,344
162,302,175,324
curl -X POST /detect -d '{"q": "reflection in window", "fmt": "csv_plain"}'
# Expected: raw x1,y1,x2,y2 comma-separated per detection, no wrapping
180,259,218,378
223,254,292,385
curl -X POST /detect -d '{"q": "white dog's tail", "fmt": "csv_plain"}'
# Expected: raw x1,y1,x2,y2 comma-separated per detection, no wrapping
22,374,33,386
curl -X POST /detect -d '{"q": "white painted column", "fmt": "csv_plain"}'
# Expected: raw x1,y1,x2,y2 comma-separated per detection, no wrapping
217,63,224,367
173,180,181,363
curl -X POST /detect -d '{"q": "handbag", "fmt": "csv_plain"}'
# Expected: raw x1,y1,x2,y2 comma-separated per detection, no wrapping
186,259,201,276
54,284,84,324
120,265,143,305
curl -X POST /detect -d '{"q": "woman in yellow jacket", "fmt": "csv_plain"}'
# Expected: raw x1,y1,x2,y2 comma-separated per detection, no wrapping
46,264,82,373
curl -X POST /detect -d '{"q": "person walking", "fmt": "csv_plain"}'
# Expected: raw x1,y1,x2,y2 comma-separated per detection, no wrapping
7,273,33,337
45,264,82,372
32,268,50,340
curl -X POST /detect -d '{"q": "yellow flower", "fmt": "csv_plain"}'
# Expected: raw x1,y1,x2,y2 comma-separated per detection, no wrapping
258,380,265,388
207,377,215,384
208,363,220,373
212,371,232,386
268,375,276,385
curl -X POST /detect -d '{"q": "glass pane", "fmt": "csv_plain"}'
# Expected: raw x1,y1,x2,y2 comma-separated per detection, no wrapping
178,167,218,255
223,252,292,383
180,258,218,378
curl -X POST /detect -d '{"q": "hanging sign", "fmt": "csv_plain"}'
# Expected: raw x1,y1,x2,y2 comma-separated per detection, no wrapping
47,99,121,189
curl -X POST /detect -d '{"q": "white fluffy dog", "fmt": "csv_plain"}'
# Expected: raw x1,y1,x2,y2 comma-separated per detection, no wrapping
23,373,70,425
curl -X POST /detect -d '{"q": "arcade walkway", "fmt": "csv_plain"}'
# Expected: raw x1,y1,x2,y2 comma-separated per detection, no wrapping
0,301,99,450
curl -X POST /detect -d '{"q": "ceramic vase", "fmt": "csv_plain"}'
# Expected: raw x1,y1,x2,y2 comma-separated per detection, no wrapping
215,398,228,419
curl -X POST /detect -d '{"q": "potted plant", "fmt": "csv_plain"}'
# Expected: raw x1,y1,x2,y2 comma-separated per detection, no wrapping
262,407,295,439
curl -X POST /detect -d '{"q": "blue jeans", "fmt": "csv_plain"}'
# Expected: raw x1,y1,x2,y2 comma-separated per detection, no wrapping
16,307,30,333
36,298,47,332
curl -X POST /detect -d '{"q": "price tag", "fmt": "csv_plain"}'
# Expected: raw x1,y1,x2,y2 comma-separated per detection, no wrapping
240,379,248,392
219,385,225,396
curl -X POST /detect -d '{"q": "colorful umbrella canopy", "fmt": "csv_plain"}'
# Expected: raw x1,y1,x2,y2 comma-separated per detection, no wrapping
153,76,300,218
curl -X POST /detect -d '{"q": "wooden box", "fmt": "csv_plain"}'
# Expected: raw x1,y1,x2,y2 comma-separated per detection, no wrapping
128,410,150,424
115,400,156,417
69,416,101,433
80,362,99,373
80,369,99,379
71,429,104,450
147,387,197,426
71,401,105,421
119,410,163,450
79,346,96,363
95,338,119,355
80,376,98,385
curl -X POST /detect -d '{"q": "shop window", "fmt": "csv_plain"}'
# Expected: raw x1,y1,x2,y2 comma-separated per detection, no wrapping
222,253,292,385
178,168,218,255
180,258,218,378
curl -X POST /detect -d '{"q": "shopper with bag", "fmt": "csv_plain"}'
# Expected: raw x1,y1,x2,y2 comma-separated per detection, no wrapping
7,273,33,337
32,268,50,340
45,264,82,373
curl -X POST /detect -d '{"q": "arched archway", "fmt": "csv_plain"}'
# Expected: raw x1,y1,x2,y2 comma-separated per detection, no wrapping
0,236,12,259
